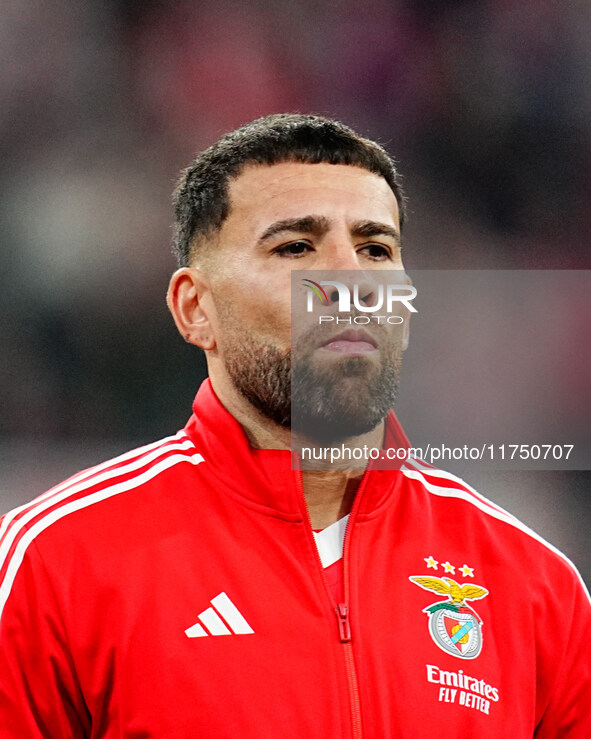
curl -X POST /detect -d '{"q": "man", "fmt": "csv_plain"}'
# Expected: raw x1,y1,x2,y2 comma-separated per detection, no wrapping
0,114,589,737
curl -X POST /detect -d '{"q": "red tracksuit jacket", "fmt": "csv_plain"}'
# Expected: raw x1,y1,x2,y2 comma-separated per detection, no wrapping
0,379,589,737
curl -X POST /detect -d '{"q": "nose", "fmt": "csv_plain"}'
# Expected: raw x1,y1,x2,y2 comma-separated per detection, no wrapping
316,245,380,309
323,271,380,309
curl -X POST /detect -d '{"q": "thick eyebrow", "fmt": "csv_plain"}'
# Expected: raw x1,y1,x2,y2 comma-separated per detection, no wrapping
257,215,331,244
351,220,401,245
256,215,401,247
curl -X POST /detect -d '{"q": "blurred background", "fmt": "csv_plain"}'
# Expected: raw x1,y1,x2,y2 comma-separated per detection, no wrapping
0,0,589,582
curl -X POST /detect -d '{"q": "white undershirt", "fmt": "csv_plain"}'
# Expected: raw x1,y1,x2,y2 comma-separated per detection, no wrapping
312,514,349,568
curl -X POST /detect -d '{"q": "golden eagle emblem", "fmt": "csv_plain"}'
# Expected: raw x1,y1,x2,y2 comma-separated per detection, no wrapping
409,576,488,607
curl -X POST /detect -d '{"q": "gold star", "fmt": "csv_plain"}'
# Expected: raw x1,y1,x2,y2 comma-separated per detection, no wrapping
424,555,438,569
460,564,474,577
442,561,455,574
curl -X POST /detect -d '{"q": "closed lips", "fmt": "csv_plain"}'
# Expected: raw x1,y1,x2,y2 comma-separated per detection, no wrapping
321,329,378,353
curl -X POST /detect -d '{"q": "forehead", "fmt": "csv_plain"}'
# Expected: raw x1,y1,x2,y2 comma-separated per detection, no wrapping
224,162,400,235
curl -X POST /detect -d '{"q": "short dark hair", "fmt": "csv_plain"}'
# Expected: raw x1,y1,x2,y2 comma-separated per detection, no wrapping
172,113,406,267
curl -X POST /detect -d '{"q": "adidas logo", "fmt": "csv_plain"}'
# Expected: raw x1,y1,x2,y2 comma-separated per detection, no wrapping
185,592,254,638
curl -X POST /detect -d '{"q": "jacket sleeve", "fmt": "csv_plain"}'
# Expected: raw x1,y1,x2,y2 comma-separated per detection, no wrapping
534,566,591,738
0,530,90,738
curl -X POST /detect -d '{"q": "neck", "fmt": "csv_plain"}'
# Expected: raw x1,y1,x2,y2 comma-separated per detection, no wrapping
297,423,383,528
210,374,383,530
301,469,362,529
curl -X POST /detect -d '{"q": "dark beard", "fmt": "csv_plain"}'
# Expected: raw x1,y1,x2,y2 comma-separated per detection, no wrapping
292,353,400,443
225,343,292,428
224,337,401,443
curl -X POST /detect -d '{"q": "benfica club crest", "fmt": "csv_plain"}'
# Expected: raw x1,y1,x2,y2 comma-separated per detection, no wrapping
410,576,489,660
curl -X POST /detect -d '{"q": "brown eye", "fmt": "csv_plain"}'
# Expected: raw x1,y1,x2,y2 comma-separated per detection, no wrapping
275,241,312,257
362,243,391,260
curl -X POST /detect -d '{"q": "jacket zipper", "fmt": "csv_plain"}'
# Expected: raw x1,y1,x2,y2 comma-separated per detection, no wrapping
339,488,365,739
335,603,362,738
294,469,369,739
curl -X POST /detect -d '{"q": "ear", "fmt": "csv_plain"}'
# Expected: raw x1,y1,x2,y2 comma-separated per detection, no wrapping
167,268,216,350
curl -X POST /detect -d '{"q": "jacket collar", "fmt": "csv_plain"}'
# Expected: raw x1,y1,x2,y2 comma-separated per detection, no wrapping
183,379,410,520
